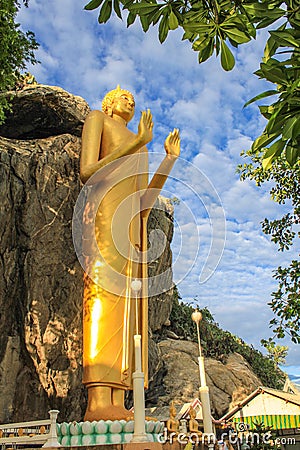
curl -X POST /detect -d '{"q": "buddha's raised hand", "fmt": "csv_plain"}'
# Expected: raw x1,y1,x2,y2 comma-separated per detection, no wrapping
164,128,180,158
137,109,153,146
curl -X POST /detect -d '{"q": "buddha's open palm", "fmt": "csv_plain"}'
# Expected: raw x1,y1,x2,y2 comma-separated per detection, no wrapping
164,128,180,158
137,109,153,146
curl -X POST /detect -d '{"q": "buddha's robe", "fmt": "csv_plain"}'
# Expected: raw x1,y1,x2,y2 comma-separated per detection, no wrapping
82,150,149,389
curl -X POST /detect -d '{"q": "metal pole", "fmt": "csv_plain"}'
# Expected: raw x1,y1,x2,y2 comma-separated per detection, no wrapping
192,310,215,449
131,279,148,443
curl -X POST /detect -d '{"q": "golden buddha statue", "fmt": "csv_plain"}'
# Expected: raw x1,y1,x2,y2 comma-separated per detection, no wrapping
80,86,180,421
167,401,179,434
188,406,202,436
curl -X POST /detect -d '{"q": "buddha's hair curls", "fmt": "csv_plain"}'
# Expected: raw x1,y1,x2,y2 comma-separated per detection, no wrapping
102,85,134,115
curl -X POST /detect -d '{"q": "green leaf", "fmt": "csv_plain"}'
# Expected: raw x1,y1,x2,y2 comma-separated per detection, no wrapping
197,38,214,63
113,0,122,18
289,13,300,28
257,62,286,84
127,11,136,26
122,0,134,8
128,3,160,14
192,36,207,51
262,139,285,170
183,22,215,34
285,145,299,166
150,8,165,26
244,89,278,107
140,15,150,32
263,23,286,62
182,31,195,42
215,35,220,55
252,132,279,152
263,35,278,62
98,0,112,22
242,3,266,16
220,40,235,71
169,11,179,30
85,0,104,10
282,116,300,140
221,26,251,44
256,10,285,29
158,13,169,43
259,105,276,120
269,30,300,48
266,107,288,136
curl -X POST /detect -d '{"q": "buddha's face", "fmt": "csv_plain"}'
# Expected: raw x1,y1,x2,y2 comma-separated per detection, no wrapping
111,93,135,123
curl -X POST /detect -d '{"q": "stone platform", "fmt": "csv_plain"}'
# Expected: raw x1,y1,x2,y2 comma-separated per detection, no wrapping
57,420,164,447
21,443,208,450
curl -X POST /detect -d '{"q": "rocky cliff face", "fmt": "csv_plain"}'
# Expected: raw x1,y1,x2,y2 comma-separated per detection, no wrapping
0,85,261,424
0,87,88,421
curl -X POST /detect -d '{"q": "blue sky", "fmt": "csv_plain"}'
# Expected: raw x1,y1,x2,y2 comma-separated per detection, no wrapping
18,0,299,374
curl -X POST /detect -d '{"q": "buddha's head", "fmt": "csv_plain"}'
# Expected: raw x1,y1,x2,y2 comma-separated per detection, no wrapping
102,85,135,123
189,406,196,419
170,401,176,418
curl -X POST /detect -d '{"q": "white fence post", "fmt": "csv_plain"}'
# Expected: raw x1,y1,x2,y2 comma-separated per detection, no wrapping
42,410,61,448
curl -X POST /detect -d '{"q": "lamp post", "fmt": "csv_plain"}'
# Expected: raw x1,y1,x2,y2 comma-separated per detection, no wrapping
191,309,215,449
130,278,148,443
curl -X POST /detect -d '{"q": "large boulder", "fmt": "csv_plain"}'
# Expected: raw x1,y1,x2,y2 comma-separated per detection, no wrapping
0,85,89,139
157,339,261,418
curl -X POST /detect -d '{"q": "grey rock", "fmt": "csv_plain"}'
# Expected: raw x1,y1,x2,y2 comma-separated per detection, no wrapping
0,133,85,421
156,339,261,418
0,86,90,139
166,330,180,339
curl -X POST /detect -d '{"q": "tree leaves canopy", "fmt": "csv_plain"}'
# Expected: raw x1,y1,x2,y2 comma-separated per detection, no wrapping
84,0,300,168
0,0,38,123
238,157,300,342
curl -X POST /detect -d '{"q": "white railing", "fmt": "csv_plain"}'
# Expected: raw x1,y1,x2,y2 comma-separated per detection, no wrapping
0,410,61,449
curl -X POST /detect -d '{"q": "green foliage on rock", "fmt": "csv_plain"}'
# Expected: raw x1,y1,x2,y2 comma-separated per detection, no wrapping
0,0,38,123
169,287,285,389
